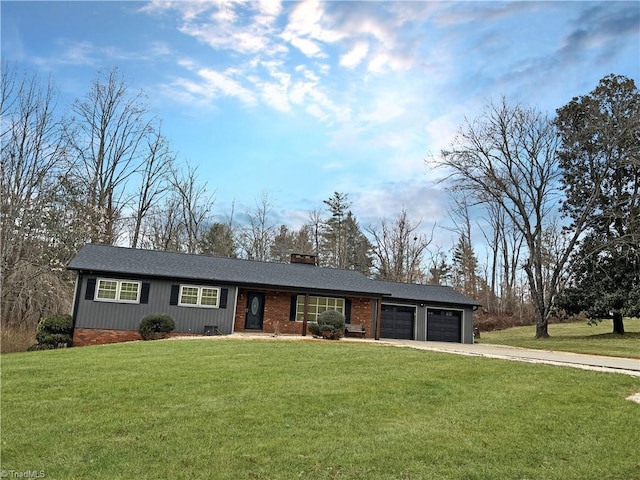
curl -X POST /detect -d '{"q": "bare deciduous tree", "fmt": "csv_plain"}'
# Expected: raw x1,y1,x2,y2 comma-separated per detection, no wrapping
308,208,323,257
1,64,74,327
238,191,276,261
69,68,151,244
439,100,594,338
171,163,215,254
145,197,184,252
474,201,524,314
130,127,174,248
367,208,433,283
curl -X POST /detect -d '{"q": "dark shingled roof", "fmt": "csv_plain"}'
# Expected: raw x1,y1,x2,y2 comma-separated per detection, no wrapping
68,244,480,307
372,280,481,307
67,244,388,297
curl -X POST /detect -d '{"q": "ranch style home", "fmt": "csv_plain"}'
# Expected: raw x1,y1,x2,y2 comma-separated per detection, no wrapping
67,244,480,346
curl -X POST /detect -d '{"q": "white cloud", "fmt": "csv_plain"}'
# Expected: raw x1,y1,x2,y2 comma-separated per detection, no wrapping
340,41,369,68
305,103,326,120
367,51,413,74
281,0,345,58
149,41,172,56
150,1,284,57
196,67,257,104
258,0,282,19
307,89,351,123
349,178,450,230
260,82,291,112
359,95,405,123
289,80,315,105
284,34,325,58
56,41,97,65
139,1,212,22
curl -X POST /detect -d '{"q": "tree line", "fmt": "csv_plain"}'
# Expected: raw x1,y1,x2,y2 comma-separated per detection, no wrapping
439,75,639,337
0,65,434,330
2,63,638,339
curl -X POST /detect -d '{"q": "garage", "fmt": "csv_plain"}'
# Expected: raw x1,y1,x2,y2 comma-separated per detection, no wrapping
380,304,415,340
427,309,461,342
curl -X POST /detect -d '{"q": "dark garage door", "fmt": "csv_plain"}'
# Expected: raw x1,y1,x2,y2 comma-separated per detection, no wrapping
381,305,415,340
427,309,461,342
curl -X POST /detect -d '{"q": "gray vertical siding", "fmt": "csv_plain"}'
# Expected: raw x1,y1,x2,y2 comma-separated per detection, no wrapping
461,307,475,344
416,306,426,341
74,276,237,334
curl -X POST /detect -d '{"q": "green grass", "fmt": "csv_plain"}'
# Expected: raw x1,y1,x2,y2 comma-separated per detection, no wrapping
479,318,640,358
2,339,640,480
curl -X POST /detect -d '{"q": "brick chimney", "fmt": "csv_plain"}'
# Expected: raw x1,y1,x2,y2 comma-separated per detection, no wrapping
290,253,318,266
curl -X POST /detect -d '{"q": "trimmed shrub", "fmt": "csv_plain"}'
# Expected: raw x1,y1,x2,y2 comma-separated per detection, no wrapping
139,313,175,340
316,309,346,340
29,314,73,350
37,314,73,335
308,322,321,337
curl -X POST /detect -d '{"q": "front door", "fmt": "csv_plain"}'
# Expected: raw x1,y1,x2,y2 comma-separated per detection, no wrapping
245,292,265,330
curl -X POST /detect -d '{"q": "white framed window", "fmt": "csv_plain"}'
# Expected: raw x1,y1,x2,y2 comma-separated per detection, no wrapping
95,278,141,303
296,295,345,322
179,285,220,308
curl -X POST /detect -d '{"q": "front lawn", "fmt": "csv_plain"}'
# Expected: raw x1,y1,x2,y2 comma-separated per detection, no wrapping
2,339,639,479
479,318,640,358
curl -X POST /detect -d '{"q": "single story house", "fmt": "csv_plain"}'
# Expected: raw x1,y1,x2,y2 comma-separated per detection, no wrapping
67,244,480,346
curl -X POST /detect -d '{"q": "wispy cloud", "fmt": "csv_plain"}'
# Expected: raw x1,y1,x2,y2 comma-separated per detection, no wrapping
340,41,369,68
560,3,640,62
281,0,345,57
142,0,639,169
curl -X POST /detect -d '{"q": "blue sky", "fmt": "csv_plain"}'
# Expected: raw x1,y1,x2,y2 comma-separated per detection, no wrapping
2,1,639,251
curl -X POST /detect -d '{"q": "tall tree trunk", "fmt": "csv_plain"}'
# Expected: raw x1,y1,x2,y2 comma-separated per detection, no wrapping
612,312,625,335
535,316,550,338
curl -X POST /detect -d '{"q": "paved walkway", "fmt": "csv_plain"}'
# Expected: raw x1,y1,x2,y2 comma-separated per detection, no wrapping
373,339,640,377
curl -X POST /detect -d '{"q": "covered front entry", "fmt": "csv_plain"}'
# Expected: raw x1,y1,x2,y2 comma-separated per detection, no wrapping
380,304,415,340
427,309,461,342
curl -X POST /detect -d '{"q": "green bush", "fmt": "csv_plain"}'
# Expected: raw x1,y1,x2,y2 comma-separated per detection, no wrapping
37,314,73,334
139,313,176,340
316,310,346,340
308,322,321,336
29,314,73,350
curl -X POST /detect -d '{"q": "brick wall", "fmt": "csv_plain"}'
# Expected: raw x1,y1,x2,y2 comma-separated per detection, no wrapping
349,297,374,336
234,289,375,338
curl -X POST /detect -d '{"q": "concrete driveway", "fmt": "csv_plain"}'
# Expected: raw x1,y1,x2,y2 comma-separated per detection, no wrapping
190,333,640,377
369,339,640,377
